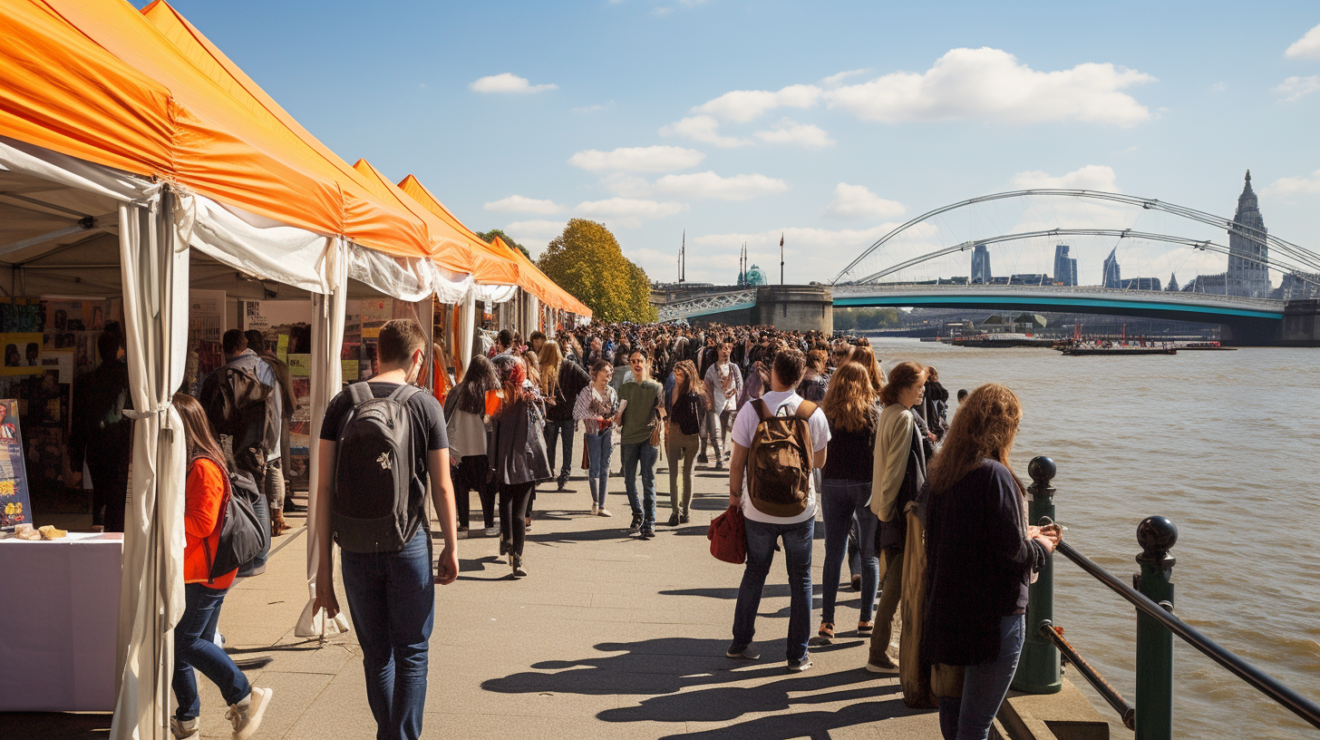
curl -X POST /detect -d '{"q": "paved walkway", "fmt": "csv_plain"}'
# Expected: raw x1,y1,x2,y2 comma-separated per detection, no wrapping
17,434,943,739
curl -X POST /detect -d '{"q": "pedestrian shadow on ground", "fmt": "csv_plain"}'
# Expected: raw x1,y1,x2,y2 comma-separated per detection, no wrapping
481,637,922,735
657,585,870,619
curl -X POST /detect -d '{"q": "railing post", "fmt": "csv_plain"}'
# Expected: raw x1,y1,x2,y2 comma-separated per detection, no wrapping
1012,456,1062,693
1134,516,1178,740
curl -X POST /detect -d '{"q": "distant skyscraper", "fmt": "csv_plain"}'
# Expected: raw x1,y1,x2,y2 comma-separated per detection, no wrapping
1102,247,1122,288
971,244,992,283
1166,272,1180,292
1227,170,1270,298
1053,244,1078,286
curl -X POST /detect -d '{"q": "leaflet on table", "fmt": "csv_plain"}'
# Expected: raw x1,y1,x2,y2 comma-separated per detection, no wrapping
0,399,33,530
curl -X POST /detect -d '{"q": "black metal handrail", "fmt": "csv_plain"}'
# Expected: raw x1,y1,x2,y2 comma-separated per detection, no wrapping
1054,539,1320,731
1037,619,1136,730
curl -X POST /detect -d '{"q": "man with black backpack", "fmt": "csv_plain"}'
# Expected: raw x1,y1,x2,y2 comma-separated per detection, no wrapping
725,349,830,673
312,319,458,740
199,329,280,577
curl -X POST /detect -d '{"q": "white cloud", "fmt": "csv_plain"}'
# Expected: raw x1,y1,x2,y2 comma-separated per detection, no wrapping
753,119,836,148
1009,164,1120,192
574,198,688,228
826,183,905,219
503,220,568,256
568,146,705,173
652,7,673,16
1263,169,1320,197
1275,76,1320,102
1285,23,1320,59
694,84,823,123
659,115,750,147
483,195,564,215
823,48,1154,127
822,69,870,87
652,171,789,201
469,73,558,94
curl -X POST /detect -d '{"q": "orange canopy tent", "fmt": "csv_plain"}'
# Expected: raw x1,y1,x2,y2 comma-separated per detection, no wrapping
492,235,593,316
0,0,460,263
397,174,522,288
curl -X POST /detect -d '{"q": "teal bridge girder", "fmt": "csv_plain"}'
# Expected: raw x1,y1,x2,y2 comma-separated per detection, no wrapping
829,283,1285,323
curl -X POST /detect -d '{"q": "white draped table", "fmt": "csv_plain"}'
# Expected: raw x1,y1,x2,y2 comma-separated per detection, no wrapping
0,531,122,711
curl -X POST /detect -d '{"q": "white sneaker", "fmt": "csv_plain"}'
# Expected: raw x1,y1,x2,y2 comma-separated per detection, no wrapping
597,508,612,517
170,716,199,740
590,504,599,516
226,686,272,740
484,526,498,537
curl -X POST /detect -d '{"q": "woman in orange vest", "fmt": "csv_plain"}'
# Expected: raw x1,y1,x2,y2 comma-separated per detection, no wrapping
171,393,274,740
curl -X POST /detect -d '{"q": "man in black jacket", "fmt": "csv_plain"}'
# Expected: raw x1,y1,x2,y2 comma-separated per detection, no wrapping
69,326,132,532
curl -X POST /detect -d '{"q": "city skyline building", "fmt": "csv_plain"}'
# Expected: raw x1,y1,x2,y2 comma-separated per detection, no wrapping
1226,170,1271,298
1053,244,1078,286
971,244,992,284
1102,247,1122,288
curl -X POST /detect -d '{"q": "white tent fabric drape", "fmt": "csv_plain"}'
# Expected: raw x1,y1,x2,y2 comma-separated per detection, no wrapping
0,135,154,203
109,190,191,740
346,241,471,303
295,238,351,638
471,283,518,304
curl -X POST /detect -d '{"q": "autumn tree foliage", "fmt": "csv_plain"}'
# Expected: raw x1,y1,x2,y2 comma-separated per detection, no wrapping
538,219,657,323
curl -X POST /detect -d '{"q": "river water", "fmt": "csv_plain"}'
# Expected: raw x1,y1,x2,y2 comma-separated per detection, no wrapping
869,338,1320,739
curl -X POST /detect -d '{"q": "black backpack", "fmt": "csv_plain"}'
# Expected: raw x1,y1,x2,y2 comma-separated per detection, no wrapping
331,383,421,553
201,462,268,581
207,365,274,445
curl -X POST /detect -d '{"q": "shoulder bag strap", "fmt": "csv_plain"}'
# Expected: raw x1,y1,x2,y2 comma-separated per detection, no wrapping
751,398,772,421
347,382,373,405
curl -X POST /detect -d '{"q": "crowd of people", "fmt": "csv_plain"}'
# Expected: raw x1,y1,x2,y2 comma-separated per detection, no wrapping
154,316,1059,740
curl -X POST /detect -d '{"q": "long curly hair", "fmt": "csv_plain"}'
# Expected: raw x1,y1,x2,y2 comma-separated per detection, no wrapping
672,360,708,409
926,383,1024,496
821,363,876,432
850,344,886,394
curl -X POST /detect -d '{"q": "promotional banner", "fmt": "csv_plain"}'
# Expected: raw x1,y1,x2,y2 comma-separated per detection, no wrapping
0,399,33,530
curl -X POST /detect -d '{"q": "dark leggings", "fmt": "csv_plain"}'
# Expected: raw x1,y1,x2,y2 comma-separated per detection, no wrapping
454,455,494,529
498,482,535,557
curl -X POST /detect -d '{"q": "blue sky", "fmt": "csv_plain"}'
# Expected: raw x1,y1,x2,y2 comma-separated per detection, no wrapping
154,0,1320,286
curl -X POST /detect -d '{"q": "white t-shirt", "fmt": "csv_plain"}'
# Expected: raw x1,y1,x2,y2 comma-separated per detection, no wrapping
731,389,831,524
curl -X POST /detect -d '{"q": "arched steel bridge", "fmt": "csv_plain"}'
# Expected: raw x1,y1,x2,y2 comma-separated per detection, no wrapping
655,189,1316,337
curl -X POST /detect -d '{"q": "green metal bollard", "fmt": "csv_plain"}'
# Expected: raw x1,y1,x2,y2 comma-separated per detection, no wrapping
1011,456,1062,694
1134,516,1177,740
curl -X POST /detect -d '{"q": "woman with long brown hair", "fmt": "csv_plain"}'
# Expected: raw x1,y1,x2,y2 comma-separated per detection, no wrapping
171,393,273,740
540,340,590,492
923,384,1060,740
814,363,883,645
849,343,886,395
663,359,707,527
863,360,927,674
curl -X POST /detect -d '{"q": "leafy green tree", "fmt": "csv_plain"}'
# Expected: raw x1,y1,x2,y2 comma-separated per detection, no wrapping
477,229,531,260
834,307,900,331
538,219,658,323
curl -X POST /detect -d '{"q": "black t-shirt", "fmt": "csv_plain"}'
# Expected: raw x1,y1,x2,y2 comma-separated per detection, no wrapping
321,381,448,538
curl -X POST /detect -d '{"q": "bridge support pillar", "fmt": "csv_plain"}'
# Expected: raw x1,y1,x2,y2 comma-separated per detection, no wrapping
1283,300,1320,345
753,285,833,333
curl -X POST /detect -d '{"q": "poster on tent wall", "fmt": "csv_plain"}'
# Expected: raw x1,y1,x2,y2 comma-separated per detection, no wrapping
0,399,33,530
245,300,315,491
187,290,226,395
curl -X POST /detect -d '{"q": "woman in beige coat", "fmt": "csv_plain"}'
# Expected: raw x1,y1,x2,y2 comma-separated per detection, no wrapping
866,361,927,674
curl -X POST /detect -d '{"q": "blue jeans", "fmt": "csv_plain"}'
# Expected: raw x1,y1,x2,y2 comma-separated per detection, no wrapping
938,614,1027,740
341,533,435,740
584,431,613,507
173,583,250,720
731,516,814,662
620,441,658,525
543,418,575,483
820,479,879,624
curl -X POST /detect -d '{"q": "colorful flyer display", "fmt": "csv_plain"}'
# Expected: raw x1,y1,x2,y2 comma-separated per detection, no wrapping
0,399,32,530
